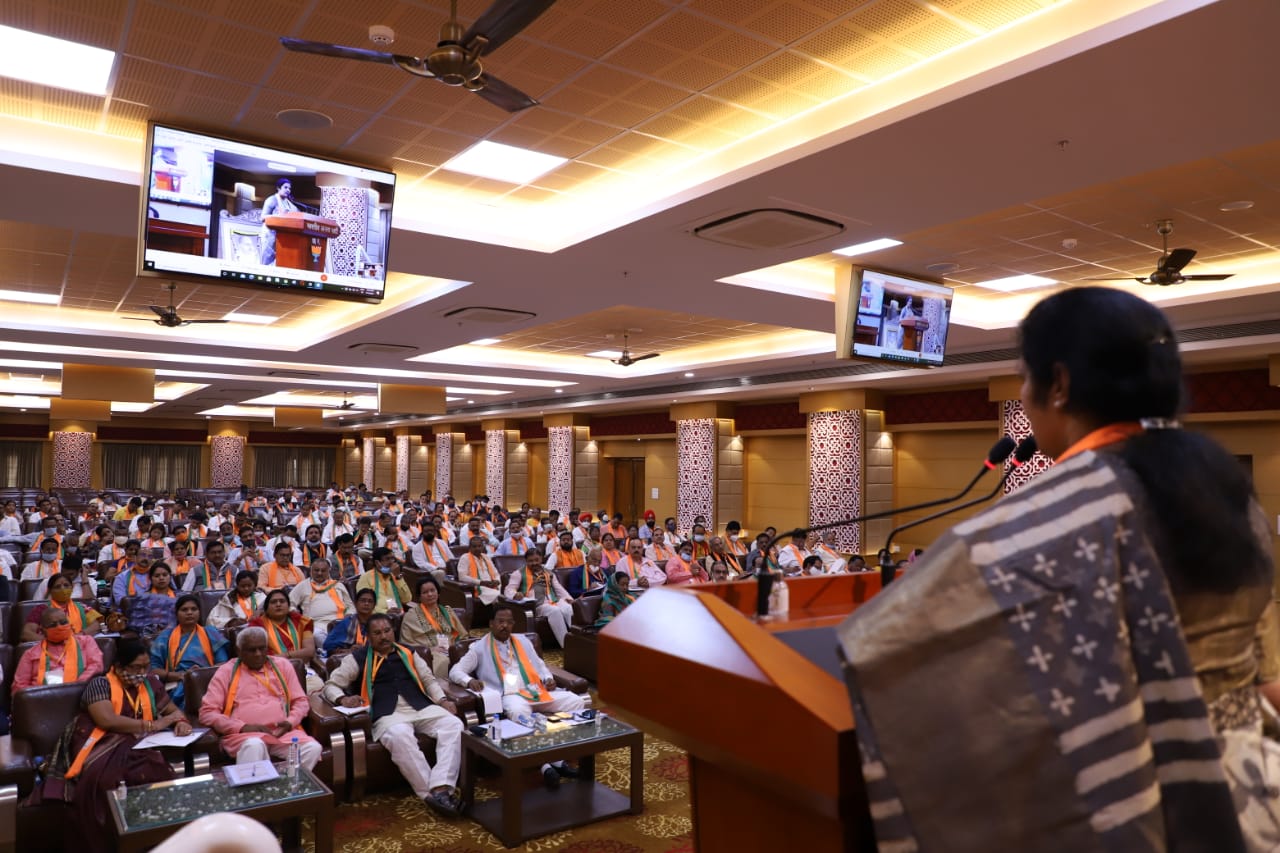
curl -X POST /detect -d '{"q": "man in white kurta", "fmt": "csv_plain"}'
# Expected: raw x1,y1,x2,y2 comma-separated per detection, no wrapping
614,539,667,589
455,536,502,606
501,549,574,647
324,613,463,817
289,558,354,648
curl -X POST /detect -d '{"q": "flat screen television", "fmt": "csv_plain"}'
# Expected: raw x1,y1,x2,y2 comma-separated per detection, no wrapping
138,123,396,303
836,267,953,366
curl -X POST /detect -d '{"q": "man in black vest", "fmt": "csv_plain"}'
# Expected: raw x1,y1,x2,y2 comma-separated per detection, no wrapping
322,613,463,817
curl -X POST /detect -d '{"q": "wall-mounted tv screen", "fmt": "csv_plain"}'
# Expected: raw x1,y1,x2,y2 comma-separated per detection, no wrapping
139,123,396,303
837,267,953,366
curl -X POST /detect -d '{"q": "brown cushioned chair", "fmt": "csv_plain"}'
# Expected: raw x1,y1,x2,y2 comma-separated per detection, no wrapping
15,636,116,677
448,632,590,719
182,657,346,801
563,596,603,683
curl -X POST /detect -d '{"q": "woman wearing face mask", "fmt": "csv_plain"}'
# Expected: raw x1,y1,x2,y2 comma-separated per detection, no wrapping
21,572,103,643
125,563,179,642
149,594,229,709
208,570,266,631
34,637,189,853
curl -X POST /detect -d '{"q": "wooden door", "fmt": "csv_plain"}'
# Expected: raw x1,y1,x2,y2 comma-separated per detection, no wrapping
612,458,645,525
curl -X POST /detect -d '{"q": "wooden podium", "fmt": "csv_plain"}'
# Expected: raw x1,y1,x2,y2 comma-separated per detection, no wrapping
264,212,340,272
598,573,883,852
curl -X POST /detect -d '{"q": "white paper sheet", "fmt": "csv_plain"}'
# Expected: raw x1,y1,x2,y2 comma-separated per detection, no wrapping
131,726,209,749
223,760,279,786
473,687,503,717
333,704,369,716
494,719,532,738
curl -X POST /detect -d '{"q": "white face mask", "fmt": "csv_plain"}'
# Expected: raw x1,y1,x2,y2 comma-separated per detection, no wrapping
115,536,128,546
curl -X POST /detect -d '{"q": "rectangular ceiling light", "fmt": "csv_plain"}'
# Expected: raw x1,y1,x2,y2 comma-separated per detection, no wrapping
973,273,1057,292
223,312,278,325
0,25,116,96
833,237,903,257
441,141,567,184
0,288,60,305
586,350,623,359
470,338,502,346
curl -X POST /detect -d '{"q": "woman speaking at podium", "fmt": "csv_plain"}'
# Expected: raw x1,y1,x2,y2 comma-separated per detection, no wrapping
259,177,298,266
839,287,1278,852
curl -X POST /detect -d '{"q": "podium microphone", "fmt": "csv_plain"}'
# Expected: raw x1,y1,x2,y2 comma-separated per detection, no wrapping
879,435,1037,586
754,436,1017,593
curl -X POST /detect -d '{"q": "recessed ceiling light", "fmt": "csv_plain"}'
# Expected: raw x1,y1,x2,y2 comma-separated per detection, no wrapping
469,338,502,346
467,399,475,404
684,372,695,378
0,25,116,96
1219,200,1255,212
554,388,563,393
586,350,623,359
0,288,59,305
441,141,567,184
972,273,1057,292
833,237,902,257
223,312,278,325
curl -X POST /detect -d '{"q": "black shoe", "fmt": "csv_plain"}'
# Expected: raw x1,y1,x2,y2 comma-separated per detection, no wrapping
425,789,461,818
553,762,579,779
542,766,561,791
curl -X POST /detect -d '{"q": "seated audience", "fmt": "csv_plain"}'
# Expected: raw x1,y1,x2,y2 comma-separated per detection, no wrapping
356,547,412,614
22,571,102,643
198,626,321,771
324,587,377,655
593,571,639,630
705,536,743,576
165,538,200,586
450,605,583,790
662,542,697,585
599,533,622,570
126,562,179,642
615,539,666,589
257,541,304,591
812,531,848,573
323,613,463,817
13,605,104,691
455,537,502,606
645,528,675,563
289,557,353,648
331,533,364,579
545,531,585,573
182,538,234,591
208,570,266,630
21,537,62,581
502,549,574,648
409,524,452,575
249,589,319,691
39,638,188,852
776,533,809,573
399,576,465,679
709,561,732,582
150,594,229,708
111,547,152,604
565,546,607,598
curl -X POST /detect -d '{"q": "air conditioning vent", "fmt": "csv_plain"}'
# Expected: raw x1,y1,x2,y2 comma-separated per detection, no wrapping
692,208,844,249
267,370,321,378
442,306,536,324
347,342,420,354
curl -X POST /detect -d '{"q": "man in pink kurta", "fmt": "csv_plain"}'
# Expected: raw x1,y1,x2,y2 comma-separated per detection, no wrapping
198,625,320,769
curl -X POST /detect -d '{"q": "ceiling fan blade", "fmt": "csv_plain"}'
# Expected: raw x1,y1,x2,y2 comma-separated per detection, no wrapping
1181,273,1234,281
462,0,557,56
280,38,421,69
630,352,661,362
184,319,230,324
124,317,158,322
471,73,539,112
1082,276,1147,282
1162,247,1197,273
148,305,169,317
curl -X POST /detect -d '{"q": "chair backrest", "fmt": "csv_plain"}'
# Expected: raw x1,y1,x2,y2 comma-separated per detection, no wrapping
571,596,602,627
0,644,14,712
553,567,576,591
183,657,306,721
17,579,43,601
16,634,115,675
11,681,89,756
196,589,226,622
450,631,539,666
492,555,525,576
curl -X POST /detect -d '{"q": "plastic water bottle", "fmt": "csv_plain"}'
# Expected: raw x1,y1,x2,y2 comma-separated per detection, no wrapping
116,780,128,805
287,737,300,786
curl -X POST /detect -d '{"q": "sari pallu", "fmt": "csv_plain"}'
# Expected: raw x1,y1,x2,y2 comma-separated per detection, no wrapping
838,449,1246,853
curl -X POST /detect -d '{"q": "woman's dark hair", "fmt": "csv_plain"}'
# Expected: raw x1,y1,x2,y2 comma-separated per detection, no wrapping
263,589,290,609
174,594,203,621
149,562,171,578
416,575,440,597
1019,287,1268,593
233,569,256,587
115,637,149,669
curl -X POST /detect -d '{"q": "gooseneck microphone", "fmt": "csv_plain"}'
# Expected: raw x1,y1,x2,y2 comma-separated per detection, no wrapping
879,435,1037,585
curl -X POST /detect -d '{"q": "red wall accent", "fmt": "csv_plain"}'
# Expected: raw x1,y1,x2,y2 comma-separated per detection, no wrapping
885,388,998,425
519,421,548,440
734,401,806,431
590,411,677,436
0,425,48,439
463,424,483,442
247,431,340,446
97,426,207,442
1185,369,1280,412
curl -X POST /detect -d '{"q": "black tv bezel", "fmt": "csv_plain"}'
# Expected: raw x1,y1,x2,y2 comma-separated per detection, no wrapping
137,121,397,306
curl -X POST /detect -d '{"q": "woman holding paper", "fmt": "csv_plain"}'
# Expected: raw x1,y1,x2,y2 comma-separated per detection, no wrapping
399,576,465,679
149,595,230,709
35,638,190,852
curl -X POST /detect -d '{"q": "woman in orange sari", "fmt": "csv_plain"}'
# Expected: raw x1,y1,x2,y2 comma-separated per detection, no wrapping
599,532,623,571
249,589,319,690
399,576,465,678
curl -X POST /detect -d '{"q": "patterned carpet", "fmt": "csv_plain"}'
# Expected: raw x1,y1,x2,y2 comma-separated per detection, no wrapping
322,649,694,853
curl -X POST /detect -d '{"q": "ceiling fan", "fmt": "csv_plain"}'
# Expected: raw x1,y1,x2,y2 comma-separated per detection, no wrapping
329,393,357,411
1086,219,1234,286
611,333,660,367
279,0,556,112
125,283,229,328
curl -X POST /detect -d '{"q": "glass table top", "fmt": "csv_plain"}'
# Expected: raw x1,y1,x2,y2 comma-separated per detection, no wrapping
112,763,327,832
479,715,637,756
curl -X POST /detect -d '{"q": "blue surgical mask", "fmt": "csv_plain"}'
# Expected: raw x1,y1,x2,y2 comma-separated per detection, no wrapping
378,565,392,574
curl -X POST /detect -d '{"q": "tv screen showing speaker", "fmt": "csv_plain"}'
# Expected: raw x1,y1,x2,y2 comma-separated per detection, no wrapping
139,123,396,303
844,268,953,366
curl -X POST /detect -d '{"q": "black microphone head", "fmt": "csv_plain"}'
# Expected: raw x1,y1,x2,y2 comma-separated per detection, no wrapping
1012,435,1038,465
985,435,1017,468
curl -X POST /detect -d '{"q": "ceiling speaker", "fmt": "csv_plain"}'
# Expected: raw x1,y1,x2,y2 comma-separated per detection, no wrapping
442,306,537,324
692,208,844,249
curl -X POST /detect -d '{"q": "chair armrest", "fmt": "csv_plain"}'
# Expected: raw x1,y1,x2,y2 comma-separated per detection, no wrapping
306,695,348,738
0,737,34,795
440,683,480,724
547,666,588,694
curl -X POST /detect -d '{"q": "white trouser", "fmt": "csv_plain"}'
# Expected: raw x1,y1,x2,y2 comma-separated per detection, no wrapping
502,689,585,720
373,698,464,798
536,600,574,647
236,735,322,771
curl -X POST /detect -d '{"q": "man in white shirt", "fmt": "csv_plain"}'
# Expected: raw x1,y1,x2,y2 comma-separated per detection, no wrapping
776,532,810,572
289,557,353,647
502,550,573,648
449,605,583,789
22,538,62,581
645,528,675,564
812,530,849,574
410,523,453,577
614,539,666,589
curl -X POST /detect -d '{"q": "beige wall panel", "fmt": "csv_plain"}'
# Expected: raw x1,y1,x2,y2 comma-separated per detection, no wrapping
744,434,806,538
